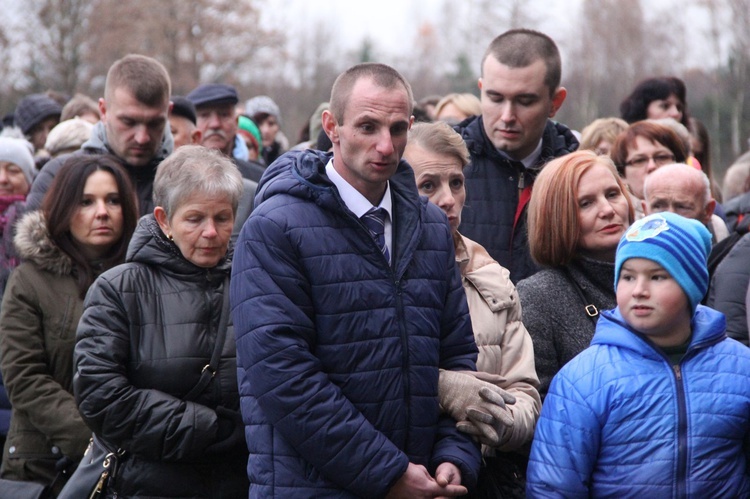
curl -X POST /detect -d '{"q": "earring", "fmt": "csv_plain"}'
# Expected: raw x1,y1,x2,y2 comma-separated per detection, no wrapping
168,233,173,241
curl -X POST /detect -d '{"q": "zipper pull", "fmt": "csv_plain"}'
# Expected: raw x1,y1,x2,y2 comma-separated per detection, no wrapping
672,364,682,381
518,171,525,190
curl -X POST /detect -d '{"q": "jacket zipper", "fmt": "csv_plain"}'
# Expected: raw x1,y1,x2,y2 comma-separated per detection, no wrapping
672,363,687,499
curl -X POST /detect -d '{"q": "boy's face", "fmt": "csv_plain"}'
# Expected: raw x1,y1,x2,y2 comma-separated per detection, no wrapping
616,258,692,347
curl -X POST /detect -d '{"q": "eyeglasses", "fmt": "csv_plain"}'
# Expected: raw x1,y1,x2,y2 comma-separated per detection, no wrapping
623,153,675,169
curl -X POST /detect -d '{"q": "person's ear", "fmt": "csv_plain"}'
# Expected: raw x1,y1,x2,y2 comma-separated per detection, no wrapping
549,87,567,118
703,199,716,225
641,199,648,215
322,110,339,145
154,206,170,236
478,78,483,92
98,98,107,123
190,128,202,145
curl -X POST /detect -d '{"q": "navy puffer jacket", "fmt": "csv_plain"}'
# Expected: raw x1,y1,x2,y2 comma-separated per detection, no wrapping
456,116,578,283
231,150,481,497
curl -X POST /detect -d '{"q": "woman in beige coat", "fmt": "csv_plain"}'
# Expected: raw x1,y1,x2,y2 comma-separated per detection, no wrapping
404,121,540,496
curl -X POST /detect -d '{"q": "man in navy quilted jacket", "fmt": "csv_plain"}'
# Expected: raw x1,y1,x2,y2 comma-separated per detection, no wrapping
231,63,481,497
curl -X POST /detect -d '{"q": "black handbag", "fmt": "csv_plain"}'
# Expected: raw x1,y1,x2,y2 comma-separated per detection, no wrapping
56,435,120,499
0,478,49,499
56,277,232,499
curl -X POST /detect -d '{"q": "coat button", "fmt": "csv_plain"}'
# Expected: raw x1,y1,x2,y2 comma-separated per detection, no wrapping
8,446,15,454
51,446,60,454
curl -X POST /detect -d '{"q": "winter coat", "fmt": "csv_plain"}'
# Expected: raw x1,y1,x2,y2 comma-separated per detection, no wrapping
74,214,247,499
0,211,91,491
455,116,579,283
455,233,540,452
26,121,173,216
707,231,750,346
527,306,750,498
516,256,616,399
231,149,481,498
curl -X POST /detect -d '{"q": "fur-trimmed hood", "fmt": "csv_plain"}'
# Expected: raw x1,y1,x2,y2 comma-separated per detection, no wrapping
13,210,73,276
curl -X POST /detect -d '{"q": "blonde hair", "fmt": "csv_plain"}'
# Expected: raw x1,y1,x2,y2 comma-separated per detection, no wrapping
434,93,481,121
407,121,470,168
579,117,628,151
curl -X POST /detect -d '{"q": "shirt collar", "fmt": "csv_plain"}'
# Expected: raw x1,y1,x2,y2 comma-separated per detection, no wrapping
496,138,543,169
325,158,392,219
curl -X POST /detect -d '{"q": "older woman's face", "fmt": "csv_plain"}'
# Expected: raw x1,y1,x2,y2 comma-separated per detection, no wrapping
576,163,630,262
156,192,234,268
646,93,683,122
0,161,30,196
623,136,675,200
404,144,465,233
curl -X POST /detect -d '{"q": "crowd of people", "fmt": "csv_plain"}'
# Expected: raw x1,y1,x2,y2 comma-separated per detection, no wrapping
0,26,748,499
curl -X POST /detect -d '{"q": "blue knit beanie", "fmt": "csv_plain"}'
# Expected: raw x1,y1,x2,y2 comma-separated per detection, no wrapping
614,212,712,313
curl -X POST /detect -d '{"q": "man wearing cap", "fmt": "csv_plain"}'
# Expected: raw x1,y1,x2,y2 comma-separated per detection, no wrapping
14,93,62,154
26,54,173,216
169,96,202,149
186,83,265,183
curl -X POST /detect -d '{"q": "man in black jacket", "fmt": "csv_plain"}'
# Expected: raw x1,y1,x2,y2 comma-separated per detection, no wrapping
456,29,578,283
26,54,173,216
186,83,265,183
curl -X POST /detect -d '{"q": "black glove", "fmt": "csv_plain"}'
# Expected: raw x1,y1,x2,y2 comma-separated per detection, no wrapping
206,406,245,455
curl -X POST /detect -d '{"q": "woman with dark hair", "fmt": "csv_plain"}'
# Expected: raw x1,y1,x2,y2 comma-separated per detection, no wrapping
610,120,687,219
0,154,137,495
516,150,634,398
73,146,248,498
620,76,690,129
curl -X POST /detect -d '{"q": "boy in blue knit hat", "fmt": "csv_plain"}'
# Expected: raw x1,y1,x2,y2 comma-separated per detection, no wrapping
527,212,750,498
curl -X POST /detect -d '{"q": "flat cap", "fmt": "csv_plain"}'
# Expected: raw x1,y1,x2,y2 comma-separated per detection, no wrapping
186,84,239,108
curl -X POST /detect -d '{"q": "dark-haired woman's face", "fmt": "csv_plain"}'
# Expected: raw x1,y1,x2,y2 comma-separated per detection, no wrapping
69,170,124,259
646,94,683,122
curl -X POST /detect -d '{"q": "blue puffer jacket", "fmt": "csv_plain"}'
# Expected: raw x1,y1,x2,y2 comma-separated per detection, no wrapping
527,306,750,498
231,150,481,497
455,116,578,283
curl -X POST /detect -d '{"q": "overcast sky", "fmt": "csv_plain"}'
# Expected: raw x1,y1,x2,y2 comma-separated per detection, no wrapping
261,0,725,71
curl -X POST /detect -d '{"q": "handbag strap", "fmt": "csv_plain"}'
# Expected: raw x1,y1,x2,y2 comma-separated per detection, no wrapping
183,276,231,402
563,267,599,325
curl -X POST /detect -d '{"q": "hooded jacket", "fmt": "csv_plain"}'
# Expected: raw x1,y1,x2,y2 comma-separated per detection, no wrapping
456,116,579,283
455,233,540,452
26,121,173,215
0,211,91,490
73,214,247,498
527,306,750,498
231,149,481,497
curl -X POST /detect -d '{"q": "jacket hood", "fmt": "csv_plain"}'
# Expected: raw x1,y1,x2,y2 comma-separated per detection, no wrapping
126,214,231,281
83,121,174,170
254,149,429,277
458,116,579,172
592,305,727,359
256,149,423,216
13,210,73,276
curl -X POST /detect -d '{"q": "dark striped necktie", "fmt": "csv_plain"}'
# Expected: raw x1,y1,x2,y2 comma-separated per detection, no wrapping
361,208,389,262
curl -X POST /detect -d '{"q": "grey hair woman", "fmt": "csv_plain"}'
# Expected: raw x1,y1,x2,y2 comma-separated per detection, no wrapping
73,145,249,498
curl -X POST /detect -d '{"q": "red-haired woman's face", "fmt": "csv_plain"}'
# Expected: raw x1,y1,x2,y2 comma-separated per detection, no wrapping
576,163,630,262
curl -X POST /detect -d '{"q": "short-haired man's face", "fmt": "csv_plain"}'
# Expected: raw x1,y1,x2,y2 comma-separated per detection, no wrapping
643,170,713,225
99,88,169,167
322,77,413,205
169,114,200,149
196,103,237,156
478,56,566,161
